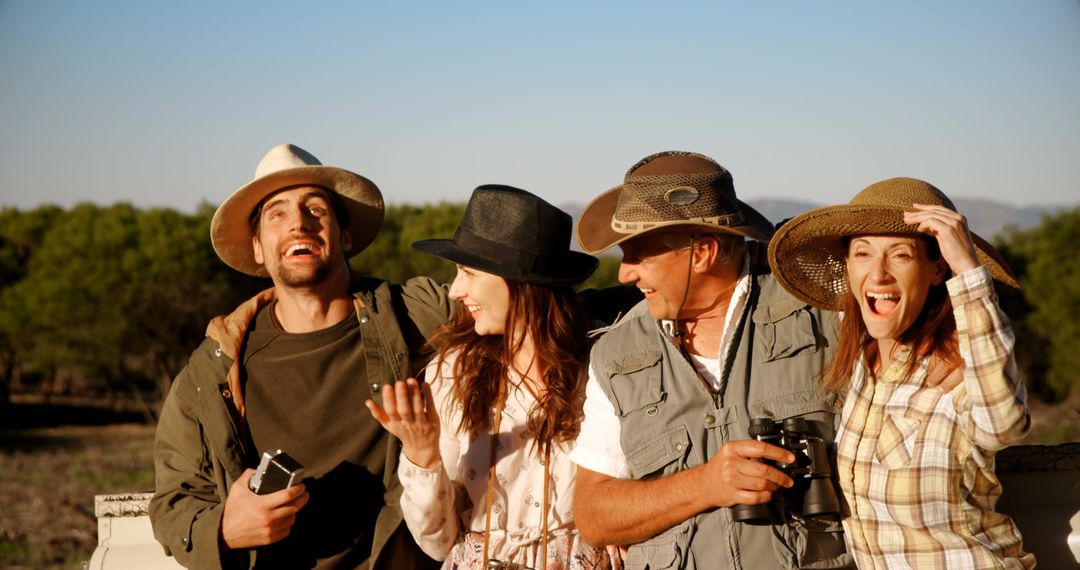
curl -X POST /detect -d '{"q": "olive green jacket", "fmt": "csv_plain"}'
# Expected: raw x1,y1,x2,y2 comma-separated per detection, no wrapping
149,276,452,569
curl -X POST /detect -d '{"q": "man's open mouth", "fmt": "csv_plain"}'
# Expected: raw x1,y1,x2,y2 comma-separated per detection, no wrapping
285,242,321,257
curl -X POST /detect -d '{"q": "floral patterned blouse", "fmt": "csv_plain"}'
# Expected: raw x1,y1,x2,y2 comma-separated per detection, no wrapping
398,350,610,570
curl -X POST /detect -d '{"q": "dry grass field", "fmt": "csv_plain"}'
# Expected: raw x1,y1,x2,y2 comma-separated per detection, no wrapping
0,422,155,569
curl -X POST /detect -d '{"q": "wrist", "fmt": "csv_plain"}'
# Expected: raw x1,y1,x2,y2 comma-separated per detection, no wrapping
403,446,440,469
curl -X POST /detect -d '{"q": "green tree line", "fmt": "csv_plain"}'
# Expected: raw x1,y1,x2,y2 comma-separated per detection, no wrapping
0,202,1072,420
0,202,619,419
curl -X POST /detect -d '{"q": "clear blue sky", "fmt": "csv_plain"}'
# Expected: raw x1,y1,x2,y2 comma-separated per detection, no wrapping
1,1,1077,212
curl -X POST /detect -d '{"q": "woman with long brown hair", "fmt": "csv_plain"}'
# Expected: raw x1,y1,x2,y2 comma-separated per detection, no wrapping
768,178,1034,569
366,185,611,569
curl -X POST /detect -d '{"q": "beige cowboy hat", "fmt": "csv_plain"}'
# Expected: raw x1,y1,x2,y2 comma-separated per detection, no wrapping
211,144,384,277
767,176,1020,311
576,151,775,255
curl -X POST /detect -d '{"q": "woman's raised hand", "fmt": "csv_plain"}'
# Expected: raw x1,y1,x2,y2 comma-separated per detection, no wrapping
904,203,980,275
365,378,442,469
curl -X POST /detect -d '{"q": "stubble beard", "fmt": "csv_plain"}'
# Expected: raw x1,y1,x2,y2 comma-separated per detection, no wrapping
274,258,334,288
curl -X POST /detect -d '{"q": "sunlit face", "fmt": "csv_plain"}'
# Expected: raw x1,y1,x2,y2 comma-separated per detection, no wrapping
846,235,946,342
617,234,693,321
252,185,351,288
448,265,510,336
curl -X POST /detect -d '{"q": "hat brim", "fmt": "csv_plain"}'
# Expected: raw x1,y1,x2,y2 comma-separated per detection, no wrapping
211,165,384,277
576,185,775,255
412,239,598,287
768,204,1020,311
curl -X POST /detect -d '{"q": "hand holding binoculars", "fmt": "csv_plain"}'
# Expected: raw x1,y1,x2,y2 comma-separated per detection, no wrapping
731,417,841,525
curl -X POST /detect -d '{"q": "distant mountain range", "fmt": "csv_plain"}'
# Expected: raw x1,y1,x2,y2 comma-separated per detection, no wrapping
562,197,1065,252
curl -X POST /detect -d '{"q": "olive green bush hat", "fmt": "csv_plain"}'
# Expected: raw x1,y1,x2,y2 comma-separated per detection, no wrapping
211,144,384,277
575,151,774,255
767,177,1019,311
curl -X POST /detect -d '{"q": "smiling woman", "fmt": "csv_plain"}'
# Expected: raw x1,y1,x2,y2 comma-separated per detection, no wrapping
365,185,610,570
768,177,1035,569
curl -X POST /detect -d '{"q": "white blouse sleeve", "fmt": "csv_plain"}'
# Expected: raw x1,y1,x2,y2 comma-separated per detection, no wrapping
397,357,466,560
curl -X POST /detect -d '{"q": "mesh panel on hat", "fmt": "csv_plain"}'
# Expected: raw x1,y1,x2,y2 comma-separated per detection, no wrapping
613,171,743,228
788,241,850,309
469,196,535,250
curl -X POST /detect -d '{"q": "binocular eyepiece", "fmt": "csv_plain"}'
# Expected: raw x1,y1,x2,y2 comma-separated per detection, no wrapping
731,417,841,525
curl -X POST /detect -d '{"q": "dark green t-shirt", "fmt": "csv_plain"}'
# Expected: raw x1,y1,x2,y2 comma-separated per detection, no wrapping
244,301,388,569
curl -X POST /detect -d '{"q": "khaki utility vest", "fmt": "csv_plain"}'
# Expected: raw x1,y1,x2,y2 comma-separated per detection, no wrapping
589,267,854,570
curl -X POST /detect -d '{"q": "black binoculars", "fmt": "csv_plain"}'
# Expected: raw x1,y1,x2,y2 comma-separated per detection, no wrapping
731,417,841,525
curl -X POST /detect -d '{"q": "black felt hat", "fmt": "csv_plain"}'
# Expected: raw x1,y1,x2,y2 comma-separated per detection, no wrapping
412,185,598,286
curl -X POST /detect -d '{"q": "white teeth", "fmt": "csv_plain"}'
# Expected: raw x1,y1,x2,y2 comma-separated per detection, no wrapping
287,243,315,256
867,292,899,300
640,288,655,294
466,305,480,313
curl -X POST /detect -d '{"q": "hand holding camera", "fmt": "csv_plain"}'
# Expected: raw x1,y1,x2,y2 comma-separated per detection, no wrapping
250,450,305,495
220,451,309,549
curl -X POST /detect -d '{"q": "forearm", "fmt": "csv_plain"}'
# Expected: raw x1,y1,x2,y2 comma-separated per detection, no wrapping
574,465,714,546
398,455,460,560
950,266,1030,448
150,388,232,568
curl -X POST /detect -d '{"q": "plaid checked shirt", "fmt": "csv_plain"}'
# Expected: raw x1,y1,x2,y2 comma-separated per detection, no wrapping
835,266,1035,569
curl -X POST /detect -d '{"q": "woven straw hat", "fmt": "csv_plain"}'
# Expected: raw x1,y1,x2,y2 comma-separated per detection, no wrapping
211,144,384,277
412,185,598,286
768,177,1019,311
576,151,774,254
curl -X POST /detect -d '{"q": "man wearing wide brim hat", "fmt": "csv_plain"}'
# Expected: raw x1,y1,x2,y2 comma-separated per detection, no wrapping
569,151,853,569
150,144,451,570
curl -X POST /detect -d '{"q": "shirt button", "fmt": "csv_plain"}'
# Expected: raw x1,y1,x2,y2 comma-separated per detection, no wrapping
674,443,684,452
221,388,231,399
370,383,381,395
181,536,188,544
705,414,715,426
213,347,222,357
360,315,370,324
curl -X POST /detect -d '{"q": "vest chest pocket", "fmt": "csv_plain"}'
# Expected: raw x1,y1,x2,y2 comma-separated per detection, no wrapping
605,350,664,418
753,302,820,363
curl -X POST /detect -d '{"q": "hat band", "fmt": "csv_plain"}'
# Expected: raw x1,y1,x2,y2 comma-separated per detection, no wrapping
453,225,563,275
610,212,744,234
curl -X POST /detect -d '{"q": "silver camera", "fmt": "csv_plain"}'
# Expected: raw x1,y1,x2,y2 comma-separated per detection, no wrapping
249,449,304,495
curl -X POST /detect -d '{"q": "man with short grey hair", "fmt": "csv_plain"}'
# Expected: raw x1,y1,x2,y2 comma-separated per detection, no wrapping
571,151,854,569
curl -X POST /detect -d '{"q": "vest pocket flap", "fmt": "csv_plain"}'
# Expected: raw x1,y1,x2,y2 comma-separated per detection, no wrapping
752,390,839,419
754,307,819,363
625,518,693,569
609,350,662,374
606,351,664,417
752,297,807,324
625,425,690,478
